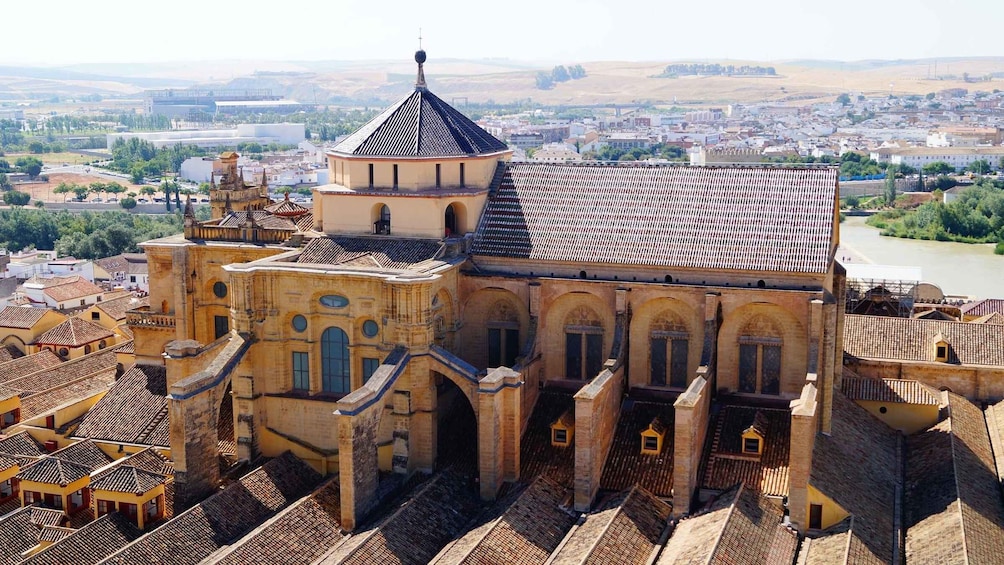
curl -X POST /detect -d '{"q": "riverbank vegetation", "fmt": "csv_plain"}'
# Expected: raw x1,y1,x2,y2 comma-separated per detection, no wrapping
867,177,1004,251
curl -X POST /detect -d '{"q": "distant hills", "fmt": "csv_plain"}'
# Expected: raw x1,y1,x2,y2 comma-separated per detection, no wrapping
1,57,1003,106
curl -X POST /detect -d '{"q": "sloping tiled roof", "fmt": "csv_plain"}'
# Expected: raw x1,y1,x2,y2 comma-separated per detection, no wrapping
331,87,507,158
844,314,1004,365
29,507,66,527
216,210,298,230
19,369,117,420
808,391,899,565
89,465,164,494
841,377,941,406
656,484,795,565
0,506,43,565
600,400,675,497
550,485,671,565
74,365,169,447
0,431,45,458
317,471,482,565
206,477,342,565
94,295,146,321
48,439,112,470
0,350,63,384
701,405,791,497
433,475,575,565
265,194,311,217
0,305,52,329
960,298,1004,317
969,311,1004,324
0,344,23,364
4,349,117,396
41,277,104,303
987,400,1004,493
36,525,74,543
472,164,838,274
23,512,142,565
118,448,173,477
16,456,92,486
296,236,450,273
905,394,1004,564
33,318,114,347
520,390,576,488
101,452,322,565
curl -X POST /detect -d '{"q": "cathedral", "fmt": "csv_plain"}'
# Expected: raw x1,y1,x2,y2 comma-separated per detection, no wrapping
112,51,1004,564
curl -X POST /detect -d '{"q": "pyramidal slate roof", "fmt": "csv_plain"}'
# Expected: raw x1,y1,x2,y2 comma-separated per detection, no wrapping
471,163,839,274
331,88,507,158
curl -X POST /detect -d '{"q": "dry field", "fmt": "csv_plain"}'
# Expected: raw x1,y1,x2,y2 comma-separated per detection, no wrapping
15,173,146,203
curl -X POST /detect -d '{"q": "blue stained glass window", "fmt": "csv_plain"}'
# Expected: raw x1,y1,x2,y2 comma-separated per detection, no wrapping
321,327,350,393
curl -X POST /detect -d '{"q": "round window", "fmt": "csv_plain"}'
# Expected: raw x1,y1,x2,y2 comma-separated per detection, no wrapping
213,281,228,299
291,315,307,332
362,319,379,338
58,348,69,357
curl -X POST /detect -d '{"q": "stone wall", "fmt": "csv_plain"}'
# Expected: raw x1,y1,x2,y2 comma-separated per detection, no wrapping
847,357,1004,402
672,374,711,516
573,363,624,511
787,379,819,531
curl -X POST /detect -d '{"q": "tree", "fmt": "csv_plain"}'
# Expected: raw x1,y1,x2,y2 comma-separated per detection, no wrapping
14,157,43,179
27,141,45,154
926,92,936,100
72,185,91,202
130,165,145,185
923,161,955,175
836,93,851,106
884,166,898,206
845,195,860,209
0,172,10,191
535,72,554,90
551,65,570,83
53,182,73,202
3,191,31,207
140,186,156,197
966,160,991,175
120,197,137,210
89,182,106,198
105,182,126,198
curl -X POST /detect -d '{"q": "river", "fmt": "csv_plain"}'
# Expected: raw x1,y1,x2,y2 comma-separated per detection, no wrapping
838,216,1004,300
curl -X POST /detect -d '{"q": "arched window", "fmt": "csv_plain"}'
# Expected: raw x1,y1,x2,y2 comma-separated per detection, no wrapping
650,312,689,388
321,327,350,393
487,300,520,368
738,315,782,395
374,205,391,235
445,205,457,237
564,306,603,380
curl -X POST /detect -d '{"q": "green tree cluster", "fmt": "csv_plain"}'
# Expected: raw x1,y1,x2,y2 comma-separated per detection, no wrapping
839,152,884,177
0,209,182,259
109,138,207,179
868,177,1004,243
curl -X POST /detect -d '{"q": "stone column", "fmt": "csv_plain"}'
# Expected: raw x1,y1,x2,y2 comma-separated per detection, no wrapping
673,376,709,517
788,382,819,532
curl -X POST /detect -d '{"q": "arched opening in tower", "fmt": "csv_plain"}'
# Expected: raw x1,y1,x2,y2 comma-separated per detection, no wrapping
435,373,478,482
217,383,236,472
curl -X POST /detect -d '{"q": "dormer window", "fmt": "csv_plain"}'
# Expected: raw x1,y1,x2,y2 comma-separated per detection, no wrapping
740,411,768,456
933,332,950,362
640,416,667,455
743,437,761,454
551,409,574,447
374,204,391,235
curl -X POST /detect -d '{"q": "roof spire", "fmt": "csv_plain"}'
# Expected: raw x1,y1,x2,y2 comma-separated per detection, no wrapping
415,31,427,91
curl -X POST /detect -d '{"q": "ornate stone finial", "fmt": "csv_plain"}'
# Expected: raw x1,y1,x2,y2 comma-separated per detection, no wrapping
261,169,268,190
284,191,290,202
210,172,216,189
184,194,195,218
415,42,427,91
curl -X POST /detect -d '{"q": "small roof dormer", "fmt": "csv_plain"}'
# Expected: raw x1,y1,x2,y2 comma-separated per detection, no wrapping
933,332,951,363
640,417,667,455
551,409,574,447
741,411,769,456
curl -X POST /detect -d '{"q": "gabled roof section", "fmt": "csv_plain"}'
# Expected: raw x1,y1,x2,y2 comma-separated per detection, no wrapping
905,393,1004,564
296,236,452,273
844,314,1004,365
472,164,838,274
16,456,92,486
331,88,507,158
33,318,114,347
0,305,53,329
73,365,169,447
22,512,143,565
841,377,941,406
0,350,63,384
0,506,43,565
89,466,164,494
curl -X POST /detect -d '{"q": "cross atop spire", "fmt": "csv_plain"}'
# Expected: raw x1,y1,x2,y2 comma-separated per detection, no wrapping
415,32,427,91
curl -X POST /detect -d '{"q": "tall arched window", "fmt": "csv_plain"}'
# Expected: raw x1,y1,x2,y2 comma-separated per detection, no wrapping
738,315,782,395
564,306,604,380
487,299,520,368
321,327,350,393
650,312,689,388
374,204,391,235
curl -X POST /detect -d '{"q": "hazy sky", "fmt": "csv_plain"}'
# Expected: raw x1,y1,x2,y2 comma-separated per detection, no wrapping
4,0,1003,66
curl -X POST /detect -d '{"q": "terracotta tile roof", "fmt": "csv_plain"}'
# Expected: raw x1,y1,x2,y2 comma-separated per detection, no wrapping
89,465,164,494
93,255,128,275
16,456,92,486
206,477,342,565
23,512,142,565
331,88,508,158
0,305,52,329
905,394,1004,565
41,278,104,303
33,318,114,347
4,349,116,396
434,475,576,565
0,431,45,458
656,484,795,565
844,314,1004,365
296,236,451,273
0,350,63,384
960,298,1004,317
101,452,323,565
969,311,1004,324
701,405,790,497
0,506,43,565
809,391,899,565
472,164,838,274
986,400,1004,492
216,210,298,230
48,439,112,470
29,507,66,527
600,400,675,497
0,344,22,364
36,525,74,543
799,517,854,564
93,295,147,321
19,369,117,420
841,377,941,406
74,365,169,447
319,471,482,565
265,195,311,217
520,390,576,488
550,485,671,565
117,448,173,477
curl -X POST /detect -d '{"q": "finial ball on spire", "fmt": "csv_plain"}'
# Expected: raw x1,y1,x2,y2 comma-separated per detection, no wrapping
415,49,427,64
